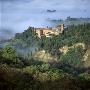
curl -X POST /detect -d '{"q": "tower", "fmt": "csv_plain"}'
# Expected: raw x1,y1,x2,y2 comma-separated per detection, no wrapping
61,24,64,31
56,24,64,33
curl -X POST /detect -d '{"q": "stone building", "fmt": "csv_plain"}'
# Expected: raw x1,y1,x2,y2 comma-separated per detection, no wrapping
34,24,64,38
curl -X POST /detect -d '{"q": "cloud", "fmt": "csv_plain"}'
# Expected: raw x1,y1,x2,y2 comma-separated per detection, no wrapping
0,0,90,35
0,29,15,40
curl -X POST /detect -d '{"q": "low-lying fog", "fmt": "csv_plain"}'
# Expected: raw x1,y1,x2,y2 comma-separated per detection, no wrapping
0,0,90,39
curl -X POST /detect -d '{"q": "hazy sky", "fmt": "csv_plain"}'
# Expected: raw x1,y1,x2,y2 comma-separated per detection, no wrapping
0,0,90,38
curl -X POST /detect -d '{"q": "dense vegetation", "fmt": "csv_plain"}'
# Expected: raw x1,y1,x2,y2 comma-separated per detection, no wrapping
11,27,38,48
0,23,90,90
39,23,90,54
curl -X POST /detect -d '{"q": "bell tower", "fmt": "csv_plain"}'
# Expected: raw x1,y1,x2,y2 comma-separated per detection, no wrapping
57,24,64,33
61,24,64,32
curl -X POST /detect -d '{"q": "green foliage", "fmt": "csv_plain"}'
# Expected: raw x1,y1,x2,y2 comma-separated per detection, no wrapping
39,23,90,56
0,23,90,90
13,26,38,48
79,73,90,80
0,64,90,90
23,63,68,82
2,45,17,61
9,23,90,61
0,49,2,58
23,63,50,75
60,48,83,67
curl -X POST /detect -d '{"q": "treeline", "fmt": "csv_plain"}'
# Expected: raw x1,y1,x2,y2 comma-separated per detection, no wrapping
10,27,38,48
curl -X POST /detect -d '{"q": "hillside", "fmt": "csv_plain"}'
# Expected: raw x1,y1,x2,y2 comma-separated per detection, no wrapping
5,23,90,67
0,23,90,90
33,50,57,62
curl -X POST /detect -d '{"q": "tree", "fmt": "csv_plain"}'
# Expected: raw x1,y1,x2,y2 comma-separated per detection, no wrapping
60,48,83,67
2,45,17,61
79,73,90,80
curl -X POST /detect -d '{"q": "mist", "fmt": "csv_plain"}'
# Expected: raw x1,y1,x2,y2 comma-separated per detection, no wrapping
0,0,90,39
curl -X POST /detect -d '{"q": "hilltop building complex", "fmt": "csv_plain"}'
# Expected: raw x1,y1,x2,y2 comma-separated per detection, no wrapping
34,24,64,38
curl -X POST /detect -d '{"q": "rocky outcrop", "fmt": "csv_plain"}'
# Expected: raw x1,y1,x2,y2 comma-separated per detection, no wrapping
59,43,86,54
83,49,90,67
33,50,57,62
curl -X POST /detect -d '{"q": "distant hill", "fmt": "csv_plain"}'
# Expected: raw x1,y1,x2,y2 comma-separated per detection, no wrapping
47,17,90,27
